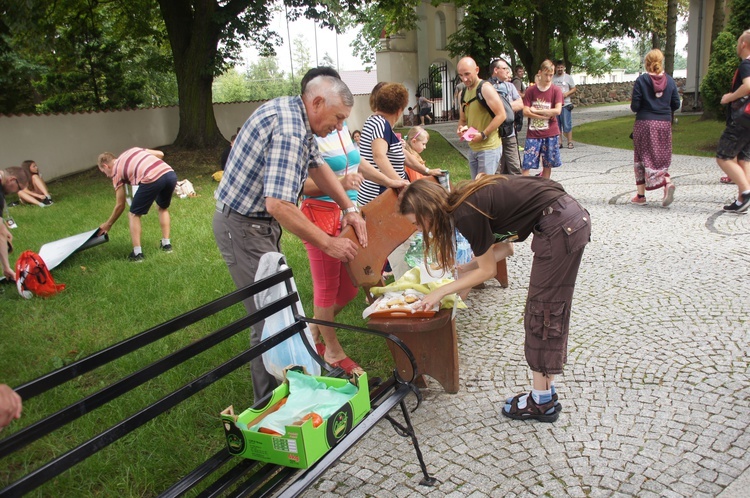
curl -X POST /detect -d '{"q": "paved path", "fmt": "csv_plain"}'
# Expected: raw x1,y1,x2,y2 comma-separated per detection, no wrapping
305,105,750,498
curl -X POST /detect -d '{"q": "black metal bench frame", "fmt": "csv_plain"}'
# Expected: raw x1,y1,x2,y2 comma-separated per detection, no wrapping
0,266,435,497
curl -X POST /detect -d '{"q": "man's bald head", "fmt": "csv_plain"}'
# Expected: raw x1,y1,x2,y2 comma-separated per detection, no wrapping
457,57,480,89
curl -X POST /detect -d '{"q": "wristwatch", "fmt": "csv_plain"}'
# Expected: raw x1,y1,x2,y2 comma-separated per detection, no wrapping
480,131,487,141
342,206,360,216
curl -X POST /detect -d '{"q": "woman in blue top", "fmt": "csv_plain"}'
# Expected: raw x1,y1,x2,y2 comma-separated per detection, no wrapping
630,49,681,207
301,123,407,375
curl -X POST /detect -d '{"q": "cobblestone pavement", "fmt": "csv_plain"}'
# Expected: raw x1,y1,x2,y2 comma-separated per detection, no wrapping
304,105,750,498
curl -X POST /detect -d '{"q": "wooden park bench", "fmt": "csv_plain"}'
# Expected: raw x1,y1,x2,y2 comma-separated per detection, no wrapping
0,262,435,497
341,186,508,394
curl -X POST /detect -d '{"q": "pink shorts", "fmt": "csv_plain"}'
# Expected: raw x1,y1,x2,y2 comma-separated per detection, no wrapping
304,240,359,308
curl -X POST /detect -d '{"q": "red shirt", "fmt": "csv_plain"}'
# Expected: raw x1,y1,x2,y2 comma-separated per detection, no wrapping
523,84,563,139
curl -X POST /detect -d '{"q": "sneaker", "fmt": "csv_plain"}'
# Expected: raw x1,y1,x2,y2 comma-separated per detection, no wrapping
723,192,750,213
128,251,144,262
630,194,647,205
8,201,19,207
41,198,52,206
160,242,173,253
662,183,676,207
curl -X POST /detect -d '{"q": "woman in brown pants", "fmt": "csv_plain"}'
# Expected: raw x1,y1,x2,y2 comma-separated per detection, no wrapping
399,175,590,422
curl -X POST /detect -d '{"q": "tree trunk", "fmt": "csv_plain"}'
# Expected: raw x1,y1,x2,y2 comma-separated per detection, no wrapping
664,0,678,75
157,0,226,148
702,0,727,120
530,8,551,76
709,0,725,46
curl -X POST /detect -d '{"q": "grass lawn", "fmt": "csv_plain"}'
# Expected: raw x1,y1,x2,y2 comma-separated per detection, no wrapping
1,130,469,496
575,114,726,157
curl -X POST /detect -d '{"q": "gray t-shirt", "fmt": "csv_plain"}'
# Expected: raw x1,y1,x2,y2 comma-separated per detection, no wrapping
552,73,576,105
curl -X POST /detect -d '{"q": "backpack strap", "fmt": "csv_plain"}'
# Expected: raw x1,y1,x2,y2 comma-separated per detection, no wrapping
461,80,494,118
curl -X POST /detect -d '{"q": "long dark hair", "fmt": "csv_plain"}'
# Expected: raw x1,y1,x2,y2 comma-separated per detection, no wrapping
21,160,37,177
398,175,506,271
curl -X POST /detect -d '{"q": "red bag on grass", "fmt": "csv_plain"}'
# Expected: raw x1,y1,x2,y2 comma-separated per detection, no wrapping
15,251,65,299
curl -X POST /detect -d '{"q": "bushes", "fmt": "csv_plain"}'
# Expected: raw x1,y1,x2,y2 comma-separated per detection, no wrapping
700,1,750,119
700,31,739,119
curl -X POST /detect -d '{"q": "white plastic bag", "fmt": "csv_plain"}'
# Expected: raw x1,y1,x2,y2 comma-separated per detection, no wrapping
174,179,196,198
254,253,321,382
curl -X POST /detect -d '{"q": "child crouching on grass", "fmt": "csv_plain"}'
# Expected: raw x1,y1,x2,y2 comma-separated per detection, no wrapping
403,126,444,182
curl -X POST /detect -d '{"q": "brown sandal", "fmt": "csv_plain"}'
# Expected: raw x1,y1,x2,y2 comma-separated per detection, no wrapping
502,392,559,423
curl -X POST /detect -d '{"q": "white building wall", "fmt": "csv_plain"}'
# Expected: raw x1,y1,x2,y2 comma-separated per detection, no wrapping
1,95,374,182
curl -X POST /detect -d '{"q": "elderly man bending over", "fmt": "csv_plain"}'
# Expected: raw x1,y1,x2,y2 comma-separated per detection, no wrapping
212,68,367,402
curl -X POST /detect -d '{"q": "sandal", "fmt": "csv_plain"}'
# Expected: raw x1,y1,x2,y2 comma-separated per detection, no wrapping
502,392,559,423
328,356,364,376
567,142,574,149
505,392,562,412
315,342,326,357
720,176,734,184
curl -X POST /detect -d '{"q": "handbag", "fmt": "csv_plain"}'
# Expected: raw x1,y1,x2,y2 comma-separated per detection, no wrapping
731,96,750,128
299,130,350,236
300,198,340,236
730,61,750,128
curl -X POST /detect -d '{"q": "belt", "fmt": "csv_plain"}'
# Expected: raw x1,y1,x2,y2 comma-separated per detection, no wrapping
215,200,275,223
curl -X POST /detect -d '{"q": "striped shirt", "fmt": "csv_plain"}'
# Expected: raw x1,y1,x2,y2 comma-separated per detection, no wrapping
215,96,324,218
358,114,406,205
111,148,173,190
310,123,360,204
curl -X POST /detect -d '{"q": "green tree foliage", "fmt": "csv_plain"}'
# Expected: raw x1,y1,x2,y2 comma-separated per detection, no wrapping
726,0,750,37
212,57,299,103
156,0,364,148
0,16,39,113
699,0,750,119
700,31,739,118
245,57,297,100
0,0,175,114
213,69,252,103
363,0,652,79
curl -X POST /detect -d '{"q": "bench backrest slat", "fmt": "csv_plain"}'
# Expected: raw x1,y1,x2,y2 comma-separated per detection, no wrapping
3,318,309,496
15,268,295,401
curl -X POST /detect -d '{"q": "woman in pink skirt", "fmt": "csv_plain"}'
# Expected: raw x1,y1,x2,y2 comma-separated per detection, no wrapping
630,49,681,207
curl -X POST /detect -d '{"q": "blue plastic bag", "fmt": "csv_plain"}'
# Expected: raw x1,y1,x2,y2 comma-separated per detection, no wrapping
254,253,321,382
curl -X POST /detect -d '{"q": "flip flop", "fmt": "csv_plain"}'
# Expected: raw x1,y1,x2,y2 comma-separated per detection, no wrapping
720,176,734,184
328,356,363,376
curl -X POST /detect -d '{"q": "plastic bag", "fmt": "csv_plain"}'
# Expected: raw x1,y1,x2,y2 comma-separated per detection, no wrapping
250,370,357,435
254,253,321,382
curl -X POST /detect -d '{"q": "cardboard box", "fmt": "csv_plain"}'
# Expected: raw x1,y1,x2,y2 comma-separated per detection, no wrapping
220,371,370,468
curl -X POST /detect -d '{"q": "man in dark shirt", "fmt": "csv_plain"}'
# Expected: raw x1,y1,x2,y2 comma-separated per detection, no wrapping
716,29,750,212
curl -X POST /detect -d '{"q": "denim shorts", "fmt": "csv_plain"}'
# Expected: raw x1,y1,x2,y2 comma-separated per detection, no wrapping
557,105,573,133
468,146,502,178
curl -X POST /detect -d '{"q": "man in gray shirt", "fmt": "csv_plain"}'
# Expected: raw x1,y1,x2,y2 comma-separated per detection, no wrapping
489,58,524,175
553,60,577,149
